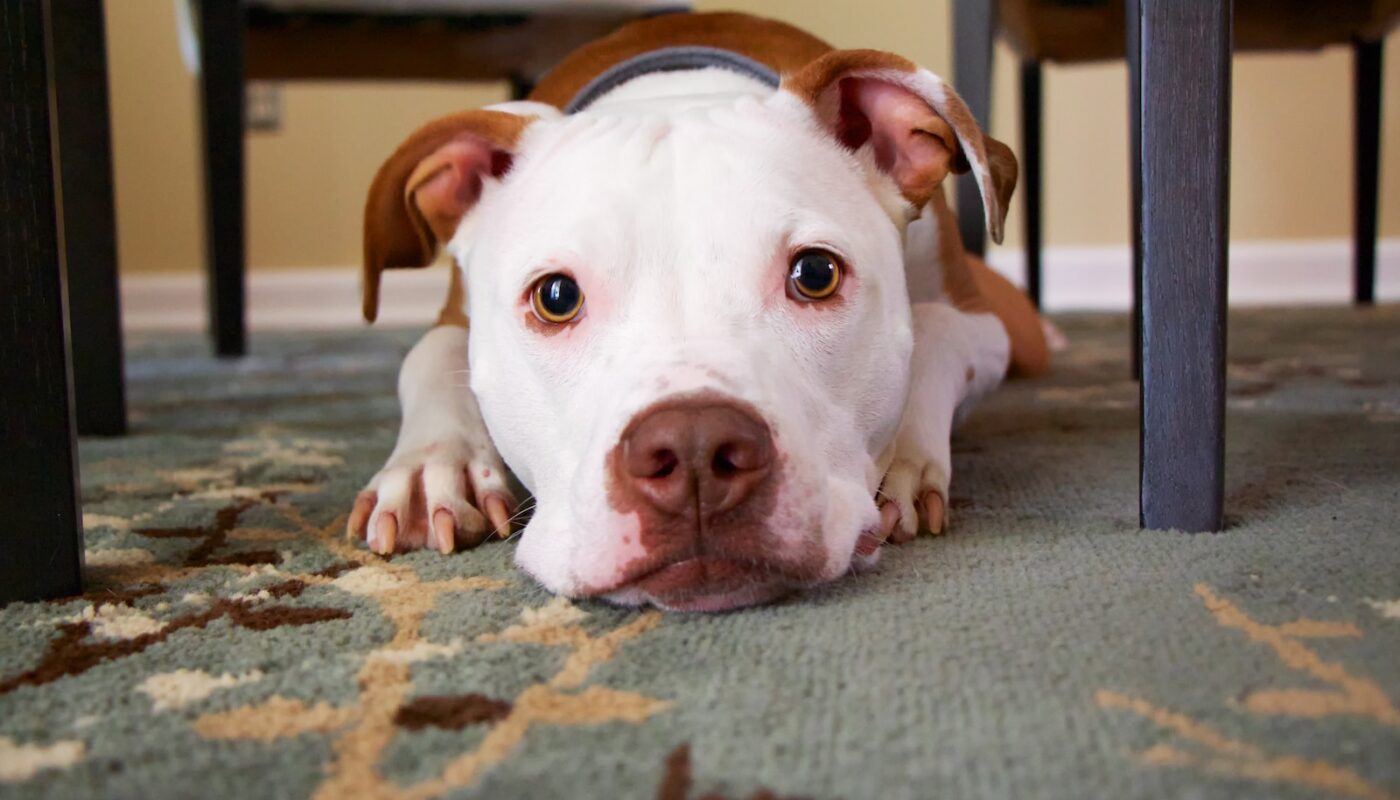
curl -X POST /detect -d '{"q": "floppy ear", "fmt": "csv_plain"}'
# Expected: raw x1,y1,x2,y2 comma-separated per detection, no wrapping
362,109,536,322
782,49,1017,244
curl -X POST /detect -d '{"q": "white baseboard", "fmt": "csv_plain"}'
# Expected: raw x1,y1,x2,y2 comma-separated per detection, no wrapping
985,238,1400,311
121,266,448,330
121,238,1399,331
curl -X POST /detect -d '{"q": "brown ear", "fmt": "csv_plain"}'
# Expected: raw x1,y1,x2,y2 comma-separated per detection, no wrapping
362,110,535,322
783,49,1016,244
983,135,1018,231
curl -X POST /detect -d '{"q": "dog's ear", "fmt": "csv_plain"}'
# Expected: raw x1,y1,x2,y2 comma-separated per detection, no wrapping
362,109,537,322
782,49,1017,243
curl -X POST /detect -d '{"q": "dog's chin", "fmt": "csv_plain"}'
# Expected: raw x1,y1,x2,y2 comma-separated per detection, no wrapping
598,557,798,612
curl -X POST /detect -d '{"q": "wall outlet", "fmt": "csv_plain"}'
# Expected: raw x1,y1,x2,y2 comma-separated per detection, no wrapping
246,83,282,132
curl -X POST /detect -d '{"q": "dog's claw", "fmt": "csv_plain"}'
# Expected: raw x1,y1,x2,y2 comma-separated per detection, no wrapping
373,514,398,555
484,494,511,539
879,501,901,538
887,519,917,545
920,490,947,535
886,497,918,544
347,492,375,541
431,508,456,554
856,502,902,557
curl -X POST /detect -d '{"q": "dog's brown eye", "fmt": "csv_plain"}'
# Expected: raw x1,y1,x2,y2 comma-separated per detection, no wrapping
788,249,842,301
531,273,584,323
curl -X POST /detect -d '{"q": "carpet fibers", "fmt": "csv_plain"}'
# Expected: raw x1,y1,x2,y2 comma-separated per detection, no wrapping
1,306,1397,799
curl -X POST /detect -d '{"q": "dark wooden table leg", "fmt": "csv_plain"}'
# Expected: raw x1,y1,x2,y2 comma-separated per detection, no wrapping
196,0,247,357
509,73,536,100
1019,59,1043,308
953,0,994,258
0,0,85,603
1134,0,1231,533
1127,0,1143,380
1353,37,1382,307
51,0,127,436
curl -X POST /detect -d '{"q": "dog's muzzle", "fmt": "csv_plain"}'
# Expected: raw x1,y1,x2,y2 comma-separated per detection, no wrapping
597,396,805,610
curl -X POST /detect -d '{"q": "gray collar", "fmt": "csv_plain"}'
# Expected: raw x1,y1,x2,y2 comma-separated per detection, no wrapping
564,46,780,114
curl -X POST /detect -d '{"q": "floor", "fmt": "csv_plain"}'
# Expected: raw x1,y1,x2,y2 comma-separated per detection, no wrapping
0,307,1396,799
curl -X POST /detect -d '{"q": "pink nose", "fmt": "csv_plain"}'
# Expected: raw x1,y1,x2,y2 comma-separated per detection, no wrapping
618,400,774,519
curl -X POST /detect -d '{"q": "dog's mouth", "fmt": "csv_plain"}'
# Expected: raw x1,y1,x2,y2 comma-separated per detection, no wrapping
596,556,800,612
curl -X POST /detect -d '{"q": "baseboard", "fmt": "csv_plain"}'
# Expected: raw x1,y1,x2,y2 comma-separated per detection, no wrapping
121,266,448,330
985,238,1400,311
121,238,1399,331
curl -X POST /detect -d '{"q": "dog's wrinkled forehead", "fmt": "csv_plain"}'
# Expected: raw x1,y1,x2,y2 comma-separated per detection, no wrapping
453,96,904,304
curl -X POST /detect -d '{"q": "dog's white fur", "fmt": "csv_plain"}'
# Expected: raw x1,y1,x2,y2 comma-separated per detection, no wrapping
360,67,1009,608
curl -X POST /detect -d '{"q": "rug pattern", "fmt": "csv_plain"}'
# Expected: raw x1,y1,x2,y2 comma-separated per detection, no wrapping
1,307,1397,799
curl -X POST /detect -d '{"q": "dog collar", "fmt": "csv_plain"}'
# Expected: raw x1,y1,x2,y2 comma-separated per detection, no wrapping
564,46,781,113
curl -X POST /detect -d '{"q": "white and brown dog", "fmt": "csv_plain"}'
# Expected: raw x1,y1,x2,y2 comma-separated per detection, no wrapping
348,12,1048,611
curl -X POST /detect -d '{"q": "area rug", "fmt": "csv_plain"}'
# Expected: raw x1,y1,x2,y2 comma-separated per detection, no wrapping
1,306,1397,799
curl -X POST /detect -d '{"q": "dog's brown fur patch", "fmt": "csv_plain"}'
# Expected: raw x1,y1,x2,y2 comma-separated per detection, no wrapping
529,12,833,109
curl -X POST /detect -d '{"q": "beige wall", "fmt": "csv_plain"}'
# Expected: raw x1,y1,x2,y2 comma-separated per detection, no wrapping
105,0,1400,275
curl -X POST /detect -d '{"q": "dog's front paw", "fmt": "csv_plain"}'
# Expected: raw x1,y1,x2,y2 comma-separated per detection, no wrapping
347,443,517,555
878,457,949,544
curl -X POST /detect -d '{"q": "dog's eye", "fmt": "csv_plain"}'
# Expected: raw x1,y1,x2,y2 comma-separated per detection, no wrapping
531,273,584,323
787,249,842,301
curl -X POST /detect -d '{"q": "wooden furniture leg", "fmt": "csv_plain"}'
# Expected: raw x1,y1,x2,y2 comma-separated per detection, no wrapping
51,0,127,436
1353,37,1382,307
1134,0,1232,532
1019,59,1043,308
953,0,995,258
197,0,247,357
0,0,85,603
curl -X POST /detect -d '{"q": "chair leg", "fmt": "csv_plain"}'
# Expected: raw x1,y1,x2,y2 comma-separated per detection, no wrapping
953,0,995,257
1127,0,1143,381
51,0,127,437
1353,37,1382,307
1019,59,1043,308
1133,0,1231,533
509,73,535,101
0,0,85,603
196,0,247,357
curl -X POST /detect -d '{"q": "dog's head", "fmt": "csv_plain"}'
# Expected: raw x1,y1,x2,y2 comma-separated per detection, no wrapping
364,50,1013,610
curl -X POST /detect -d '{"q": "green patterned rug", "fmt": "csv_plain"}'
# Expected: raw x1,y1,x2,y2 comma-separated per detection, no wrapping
2,306,1397,799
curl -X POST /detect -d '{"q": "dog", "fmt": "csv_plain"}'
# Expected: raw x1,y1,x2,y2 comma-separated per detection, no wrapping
347,12,1048,611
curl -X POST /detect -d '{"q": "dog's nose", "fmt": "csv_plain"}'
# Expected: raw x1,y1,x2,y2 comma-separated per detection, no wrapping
619,401,773,517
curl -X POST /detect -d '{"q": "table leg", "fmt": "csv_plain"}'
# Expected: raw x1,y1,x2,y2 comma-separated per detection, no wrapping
1134,0,1231,532
0,0,85,603
953,0,994,258
1353,38,1382,307
51,0,127,436
197,0,247,357
1019,59,1043,308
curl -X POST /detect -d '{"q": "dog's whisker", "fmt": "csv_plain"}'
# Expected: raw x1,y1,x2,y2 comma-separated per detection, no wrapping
498,499,537,530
